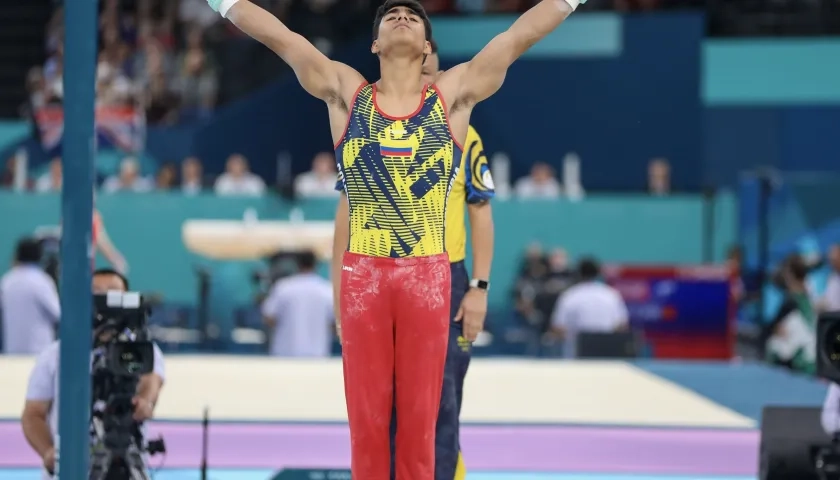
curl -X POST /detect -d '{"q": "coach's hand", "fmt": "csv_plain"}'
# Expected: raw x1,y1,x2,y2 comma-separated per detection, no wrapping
455,288,487,342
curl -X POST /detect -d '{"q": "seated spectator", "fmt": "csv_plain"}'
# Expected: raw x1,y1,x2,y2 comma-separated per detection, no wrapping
647,157,670,195
35,159,62,193
172,27,218,121
24,67,47,116
102,157,154,193
515,162,562,199
295,152,340,198
214,154,265,197
181,156,207,195
155,162,178,190
550,257,629,358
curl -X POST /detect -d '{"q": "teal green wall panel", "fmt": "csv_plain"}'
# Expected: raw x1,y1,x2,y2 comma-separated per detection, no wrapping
0,192,735,312
703,40,840,105
431,13,622,58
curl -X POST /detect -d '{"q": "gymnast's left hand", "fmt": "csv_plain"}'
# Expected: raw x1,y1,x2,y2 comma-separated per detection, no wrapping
455,288,487,342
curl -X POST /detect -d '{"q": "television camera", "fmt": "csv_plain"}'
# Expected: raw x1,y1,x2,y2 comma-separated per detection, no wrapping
814,311,840,480
89,291,165,480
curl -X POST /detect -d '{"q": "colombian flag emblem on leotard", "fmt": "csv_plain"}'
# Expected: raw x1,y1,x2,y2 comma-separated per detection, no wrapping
380,139,413,158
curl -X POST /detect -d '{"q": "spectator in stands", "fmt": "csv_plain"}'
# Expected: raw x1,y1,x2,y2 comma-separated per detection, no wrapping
181,156,207,195
21,269,165,478
295,152,341,198
96,56,135,107
647,157,671,195
214,154,265,196
143,71,180,124
819,244,840,313
24,67,47,115
43,42,64,103
1,238,60,354
134,37,180,124
155,163,178,190
35,158,62,193
550,257,629,358
765,254,816,374
261,250,335,357
172,27,218,121
515,162,562,199
134,38,173,90
102,157,154,193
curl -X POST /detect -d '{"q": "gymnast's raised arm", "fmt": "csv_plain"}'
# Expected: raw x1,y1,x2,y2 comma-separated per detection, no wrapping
441,0,581,107
212,0,363,103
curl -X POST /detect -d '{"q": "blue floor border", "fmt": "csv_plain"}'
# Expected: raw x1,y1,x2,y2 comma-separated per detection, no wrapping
634,361,826,421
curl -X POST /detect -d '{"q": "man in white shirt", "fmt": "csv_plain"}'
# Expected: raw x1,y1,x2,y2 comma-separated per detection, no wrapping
261,251,334,357
820,244,840,313
551,257,629,358
214,153,265,196
294,152,341,198
1,238,60,354
21,268,165,479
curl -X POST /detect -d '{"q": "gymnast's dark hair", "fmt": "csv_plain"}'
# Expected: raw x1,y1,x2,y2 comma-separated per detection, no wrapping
373,0,433,41
429,38,438,54
93,267,130,290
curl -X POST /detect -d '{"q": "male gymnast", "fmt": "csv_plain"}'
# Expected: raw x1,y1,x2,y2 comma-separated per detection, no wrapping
386,38,495,480
206,0,586,477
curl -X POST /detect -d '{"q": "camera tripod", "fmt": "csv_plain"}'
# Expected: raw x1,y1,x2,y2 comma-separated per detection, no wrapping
89,444,150,480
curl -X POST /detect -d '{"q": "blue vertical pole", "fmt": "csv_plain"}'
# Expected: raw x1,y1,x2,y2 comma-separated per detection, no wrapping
57,0,96,478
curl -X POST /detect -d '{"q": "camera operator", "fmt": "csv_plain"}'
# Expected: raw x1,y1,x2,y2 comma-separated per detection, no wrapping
765,254,817,374
20,268,165,479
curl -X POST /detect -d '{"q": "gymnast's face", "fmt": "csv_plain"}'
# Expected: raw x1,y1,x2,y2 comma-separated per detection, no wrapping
421,53,442,85
373,6,431,58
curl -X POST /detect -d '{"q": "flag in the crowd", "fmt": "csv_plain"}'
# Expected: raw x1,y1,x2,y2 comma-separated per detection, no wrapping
34,105,146,154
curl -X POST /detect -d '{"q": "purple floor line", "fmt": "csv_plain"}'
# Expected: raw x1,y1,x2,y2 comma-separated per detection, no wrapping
0,422,758,475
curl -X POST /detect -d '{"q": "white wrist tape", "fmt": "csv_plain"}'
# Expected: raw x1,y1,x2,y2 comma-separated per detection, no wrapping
219,0,240,18
564,0,580,9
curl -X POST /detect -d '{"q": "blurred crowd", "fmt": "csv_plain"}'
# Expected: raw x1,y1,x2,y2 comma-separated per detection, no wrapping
21,0,702,125
25,0,222,124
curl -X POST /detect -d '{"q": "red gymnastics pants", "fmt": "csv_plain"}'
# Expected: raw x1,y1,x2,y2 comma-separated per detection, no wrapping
340,252,451,480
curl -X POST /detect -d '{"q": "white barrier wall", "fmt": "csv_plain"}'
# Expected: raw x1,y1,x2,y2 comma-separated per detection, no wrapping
0,356,755,427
